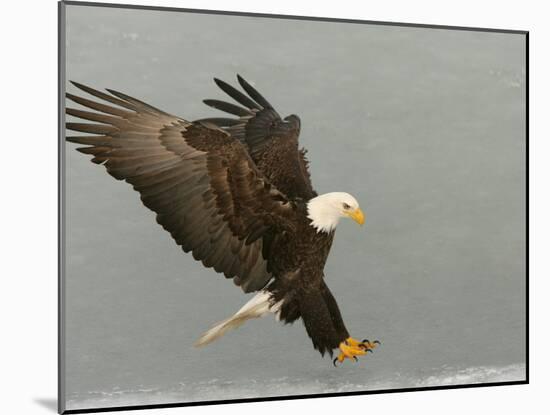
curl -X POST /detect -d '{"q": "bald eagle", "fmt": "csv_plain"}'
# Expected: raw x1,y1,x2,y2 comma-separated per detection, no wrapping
65,75,379,365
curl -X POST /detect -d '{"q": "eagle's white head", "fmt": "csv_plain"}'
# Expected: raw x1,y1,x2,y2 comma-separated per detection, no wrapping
307,192,365,233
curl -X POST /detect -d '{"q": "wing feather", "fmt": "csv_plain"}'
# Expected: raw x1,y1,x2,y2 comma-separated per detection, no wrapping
213,78,261,110
66,82,296,293
199,75,315,199
236,74,274,110
203,99,253,117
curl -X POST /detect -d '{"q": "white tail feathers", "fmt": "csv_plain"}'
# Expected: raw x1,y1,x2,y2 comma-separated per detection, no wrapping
194,290,281,347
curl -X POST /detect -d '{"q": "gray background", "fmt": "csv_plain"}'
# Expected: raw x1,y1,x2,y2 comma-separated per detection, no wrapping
63,4,526,410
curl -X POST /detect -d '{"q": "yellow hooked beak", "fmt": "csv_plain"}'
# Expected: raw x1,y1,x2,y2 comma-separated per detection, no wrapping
347,207,365,225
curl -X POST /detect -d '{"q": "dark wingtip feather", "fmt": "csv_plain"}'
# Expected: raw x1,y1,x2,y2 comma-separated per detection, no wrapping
105,88,134,102
235,74,248,88
203,99,252,117
69,80,91,94
69,80,100,95
105,88,168,115
236,74,248,84
65,92,131,118
236,74,273,110
67,81,138,112
211,77,261,111
66,136,83,144
212,78,228,92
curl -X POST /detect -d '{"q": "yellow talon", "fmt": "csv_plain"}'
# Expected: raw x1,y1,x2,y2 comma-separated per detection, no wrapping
347,337,379,350
342,341,366,355
346,337,362,348
333,337,380,366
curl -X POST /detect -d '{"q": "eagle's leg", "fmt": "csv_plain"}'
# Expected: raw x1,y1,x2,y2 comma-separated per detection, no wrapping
333,337,381,366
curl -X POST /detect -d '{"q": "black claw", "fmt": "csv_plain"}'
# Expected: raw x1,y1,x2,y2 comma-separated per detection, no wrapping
333,358,339,367
353,356,358,362
365,348,373,353
361,339,381,348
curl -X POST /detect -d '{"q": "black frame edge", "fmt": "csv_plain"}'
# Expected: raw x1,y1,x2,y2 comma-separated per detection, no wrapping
524,31,530,385
58,1,67,413
60,0,528,34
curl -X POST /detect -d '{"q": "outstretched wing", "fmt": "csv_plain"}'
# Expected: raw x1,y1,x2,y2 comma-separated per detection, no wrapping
198,75,315,199
66,82,296,293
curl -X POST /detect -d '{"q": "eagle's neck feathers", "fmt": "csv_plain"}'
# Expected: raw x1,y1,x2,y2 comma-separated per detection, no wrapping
306,192,348,233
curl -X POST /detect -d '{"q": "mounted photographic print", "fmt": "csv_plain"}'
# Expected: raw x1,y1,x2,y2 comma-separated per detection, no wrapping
58,1,528,413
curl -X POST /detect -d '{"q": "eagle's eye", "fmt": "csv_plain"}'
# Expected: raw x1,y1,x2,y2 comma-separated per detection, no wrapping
342,203,351,210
